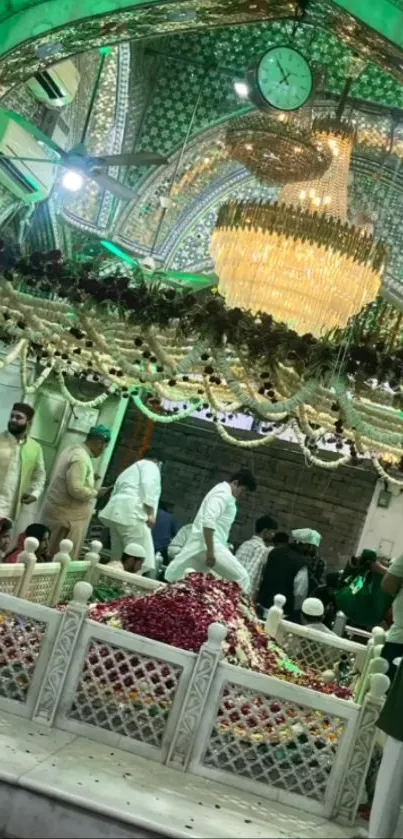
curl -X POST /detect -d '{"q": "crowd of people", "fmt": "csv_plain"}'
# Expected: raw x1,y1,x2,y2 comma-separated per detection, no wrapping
2,400,403,657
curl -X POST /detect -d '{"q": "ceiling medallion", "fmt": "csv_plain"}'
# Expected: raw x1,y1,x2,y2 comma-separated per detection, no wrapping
225,112,332,185
212,119,386,337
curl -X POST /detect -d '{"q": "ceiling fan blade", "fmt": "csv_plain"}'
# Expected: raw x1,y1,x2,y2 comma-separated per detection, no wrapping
92,151,169,167
92,172,136,200
1,109,66,159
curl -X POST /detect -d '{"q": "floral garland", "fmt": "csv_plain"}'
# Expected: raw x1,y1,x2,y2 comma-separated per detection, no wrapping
130,391,201,423
20,342,54,395
56,371,109,408
9,248,403,387
291,421,352,471
0,338,26,370
214,350,319,418
333,378,403,447
371,456,403,487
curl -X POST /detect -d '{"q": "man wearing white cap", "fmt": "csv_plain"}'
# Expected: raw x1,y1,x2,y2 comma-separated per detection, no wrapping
301,597,335,635
108,542,147,575
293,528,324,595
100,449,162,576
258,528,322,619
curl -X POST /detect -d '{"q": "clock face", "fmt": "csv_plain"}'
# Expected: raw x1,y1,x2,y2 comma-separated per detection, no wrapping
256,46,313,112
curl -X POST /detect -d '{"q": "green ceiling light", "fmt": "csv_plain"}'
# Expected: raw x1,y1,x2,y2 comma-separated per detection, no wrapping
168,271,217,289
100,240,139,265
100,241,215,289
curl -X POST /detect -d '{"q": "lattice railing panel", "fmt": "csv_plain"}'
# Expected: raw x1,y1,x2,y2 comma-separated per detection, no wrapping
202,681,346,801
67,639,182,747
25,573,57,605
0,576,23,597
0,611,47,702
276,627,358,676
59,566,89,603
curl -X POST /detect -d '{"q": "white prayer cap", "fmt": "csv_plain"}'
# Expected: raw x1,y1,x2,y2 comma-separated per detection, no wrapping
292,528,322,547
124,543,147,559
302,597,324,618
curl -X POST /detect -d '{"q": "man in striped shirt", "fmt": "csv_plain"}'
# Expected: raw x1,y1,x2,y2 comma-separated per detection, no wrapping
236,515,278,600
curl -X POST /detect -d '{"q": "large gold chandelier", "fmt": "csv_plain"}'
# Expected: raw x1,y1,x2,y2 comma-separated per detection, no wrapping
211,119,386,337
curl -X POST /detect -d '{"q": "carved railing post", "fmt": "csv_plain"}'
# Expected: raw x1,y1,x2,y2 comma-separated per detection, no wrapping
335,672,390,824
49,538,73,606
265,593,286,637
32,581,92,725
166,622,227,770
17,536,39,598
332,610,347,636
84,540,102,585
354,626,386,703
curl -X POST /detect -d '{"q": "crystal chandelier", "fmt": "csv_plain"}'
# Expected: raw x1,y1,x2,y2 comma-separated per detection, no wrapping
211,119,386,338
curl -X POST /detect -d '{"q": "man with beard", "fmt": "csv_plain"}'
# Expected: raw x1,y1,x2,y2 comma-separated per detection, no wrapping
0,403,45,525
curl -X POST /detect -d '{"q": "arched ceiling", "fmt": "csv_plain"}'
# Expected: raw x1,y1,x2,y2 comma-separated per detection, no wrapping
3,0,403,97
4,7,403,301
49,20,403,289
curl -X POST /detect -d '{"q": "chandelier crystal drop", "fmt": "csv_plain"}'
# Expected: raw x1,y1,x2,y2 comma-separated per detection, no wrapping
211,119,386,338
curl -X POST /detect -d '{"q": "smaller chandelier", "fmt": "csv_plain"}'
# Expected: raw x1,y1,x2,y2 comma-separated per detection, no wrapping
211,120,386,337
225,112,331,185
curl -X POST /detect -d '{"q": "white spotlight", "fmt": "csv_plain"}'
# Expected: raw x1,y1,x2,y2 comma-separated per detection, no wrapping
62,170,84,192
234,81,249,99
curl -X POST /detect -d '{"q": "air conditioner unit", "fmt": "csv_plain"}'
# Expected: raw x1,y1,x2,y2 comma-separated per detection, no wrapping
0,112,57,204
26,59,80,109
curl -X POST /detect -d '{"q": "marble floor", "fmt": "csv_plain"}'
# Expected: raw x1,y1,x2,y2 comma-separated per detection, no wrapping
0,711,359,839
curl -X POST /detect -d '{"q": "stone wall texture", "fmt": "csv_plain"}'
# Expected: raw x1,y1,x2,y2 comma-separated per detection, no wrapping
105,407,377,571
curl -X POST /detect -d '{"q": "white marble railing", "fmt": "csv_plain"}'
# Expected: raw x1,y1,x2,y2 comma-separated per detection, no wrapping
0,582,389,825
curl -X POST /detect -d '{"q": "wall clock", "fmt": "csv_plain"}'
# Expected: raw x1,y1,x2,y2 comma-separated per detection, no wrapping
250,45,314,112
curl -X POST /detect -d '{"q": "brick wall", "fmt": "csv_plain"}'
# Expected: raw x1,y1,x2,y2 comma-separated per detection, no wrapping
105,406,377,571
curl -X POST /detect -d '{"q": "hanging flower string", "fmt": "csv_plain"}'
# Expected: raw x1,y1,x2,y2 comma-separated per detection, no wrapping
130,391,201,423
3,248,403,481
371,455,403,487
56,371,109,408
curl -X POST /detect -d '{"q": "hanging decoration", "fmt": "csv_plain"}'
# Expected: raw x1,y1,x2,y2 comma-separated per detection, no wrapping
3,247,403,483
225,112,332,185
211,119,386,338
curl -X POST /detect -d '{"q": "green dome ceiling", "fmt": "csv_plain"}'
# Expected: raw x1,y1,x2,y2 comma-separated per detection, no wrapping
5,11,403,300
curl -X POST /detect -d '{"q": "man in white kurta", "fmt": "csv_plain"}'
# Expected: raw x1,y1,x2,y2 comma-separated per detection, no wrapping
165,468,257,591
99,450,162,575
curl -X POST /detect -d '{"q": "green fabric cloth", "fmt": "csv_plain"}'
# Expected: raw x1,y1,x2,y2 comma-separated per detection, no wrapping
378,659,403,741
335,571,392,628
90,584,122,603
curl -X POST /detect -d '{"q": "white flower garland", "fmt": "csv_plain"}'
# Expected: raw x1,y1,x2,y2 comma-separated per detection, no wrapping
215,349,319,418
131,391,201,423
0,339,26,370
204,380,285,448
56,371,109,408
291,420,352,470
371,456,403,487
333,378,403,447
20,343,55,394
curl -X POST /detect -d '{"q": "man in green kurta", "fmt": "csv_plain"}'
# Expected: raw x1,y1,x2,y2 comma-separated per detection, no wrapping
369,658,403,838
0,402,45,523
40,425,111,560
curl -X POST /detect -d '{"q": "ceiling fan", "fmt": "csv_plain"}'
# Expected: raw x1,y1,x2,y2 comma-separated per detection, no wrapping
1,48,168,201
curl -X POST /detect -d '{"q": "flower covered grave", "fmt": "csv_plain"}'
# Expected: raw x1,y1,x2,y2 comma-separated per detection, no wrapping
88,572,352,698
